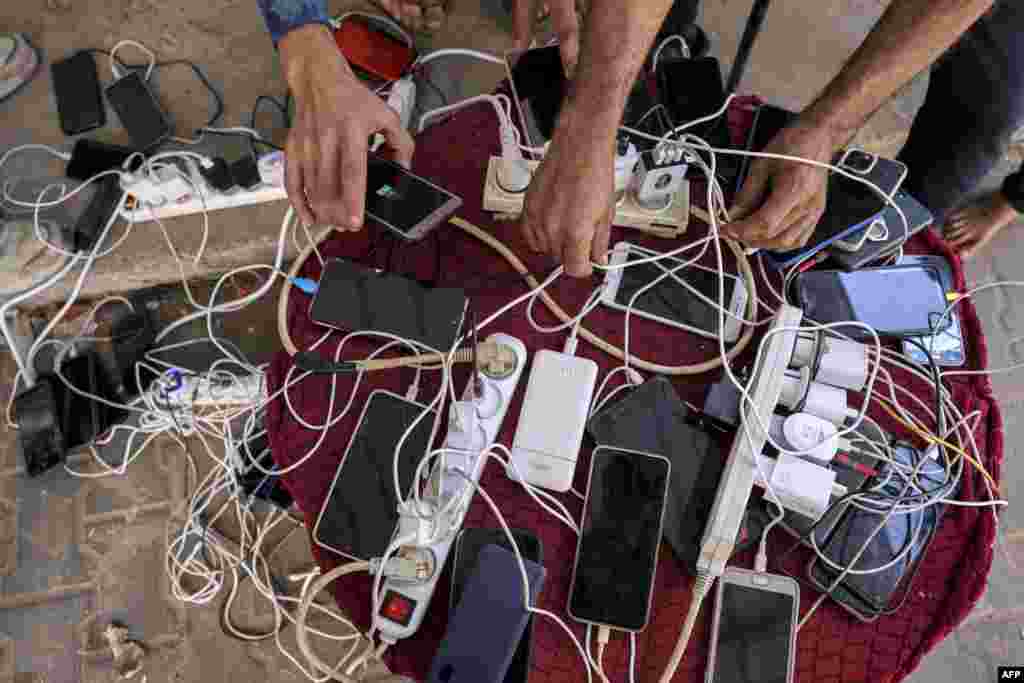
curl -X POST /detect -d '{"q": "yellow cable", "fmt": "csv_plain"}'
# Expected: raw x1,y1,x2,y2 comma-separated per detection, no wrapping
874,398,997,493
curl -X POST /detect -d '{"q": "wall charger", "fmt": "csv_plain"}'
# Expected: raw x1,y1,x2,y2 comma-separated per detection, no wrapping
509,350,598,492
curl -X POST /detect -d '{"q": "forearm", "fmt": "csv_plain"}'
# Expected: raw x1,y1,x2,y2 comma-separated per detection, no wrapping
560,0,674,131
804,0,995,143
257,0,331,45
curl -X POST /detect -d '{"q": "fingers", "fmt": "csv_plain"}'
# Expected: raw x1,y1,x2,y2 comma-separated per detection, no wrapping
728,173,805,246
512,0,539,49
563,224,595,277
285,132,315,227
730,158,771,222
379,112,416,168
521,187,547,253
590,201,613,266
338,125,370,231
312,125,345,226
549,0,580,77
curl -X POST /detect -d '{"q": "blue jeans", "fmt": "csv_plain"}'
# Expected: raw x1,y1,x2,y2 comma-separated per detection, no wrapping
662,0,1024,221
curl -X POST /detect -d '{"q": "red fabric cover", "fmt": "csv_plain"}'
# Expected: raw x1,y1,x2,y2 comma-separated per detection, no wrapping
265,97,1001,683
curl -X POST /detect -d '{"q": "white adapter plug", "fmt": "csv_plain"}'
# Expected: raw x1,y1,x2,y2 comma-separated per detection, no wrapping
496,122,532,194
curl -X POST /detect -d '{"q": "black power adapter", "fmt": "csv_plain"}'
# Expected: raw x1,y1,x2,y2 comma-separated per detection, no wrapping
13,377,66,477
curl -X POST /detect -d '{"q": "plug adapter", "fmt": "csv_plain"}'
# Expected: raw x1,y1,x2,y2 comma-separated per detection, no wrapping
496,122,531,193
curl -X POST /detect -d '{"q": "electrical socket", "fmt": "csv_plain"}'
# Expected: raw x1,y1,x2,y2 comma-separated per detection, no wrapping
373,333,528,643
697,304,803,578
481,156,689,238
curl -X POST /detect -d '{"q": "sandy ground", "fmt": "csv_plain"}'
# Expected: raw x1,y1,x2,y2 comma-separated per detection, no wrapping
1,0,1021,681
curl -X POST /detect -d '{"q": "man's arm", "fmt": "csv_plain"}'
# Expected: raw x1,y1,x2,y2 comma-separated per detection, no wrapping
521,0,674,276
257,0,331,45
728,0,997,249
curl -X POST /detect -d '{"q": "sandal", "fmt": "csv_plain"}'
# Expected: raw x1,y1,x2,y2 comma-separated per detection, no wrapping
369,0,450,35
0,33,40,103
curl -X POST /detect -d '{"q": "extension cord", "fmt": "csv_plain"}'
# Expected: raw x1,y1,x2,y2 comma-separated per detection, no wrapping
120,156,287,222
481,156,689,237
373,333,528,643
154,372,266,409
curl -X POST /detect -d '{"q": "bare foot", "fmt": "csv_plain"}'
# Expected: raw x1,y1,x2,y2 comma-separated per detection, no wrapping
372,0,447,33
944,192,1020,260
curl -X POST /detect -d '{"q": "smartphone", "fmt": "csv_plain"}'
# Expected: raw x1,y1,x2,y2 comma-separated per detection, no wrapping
602,242,748,342
706,567,799,683
794,263,951,338
509,45,567,142
51,51,106,135
567,446,670,631
104,71,171,151
313,390,436,561
65,138,139,182
900,255,965,367
807,443,946,619
309,258,468,352
765,151,907,270
334,19,415,82
428,544,545,683
364,156,462,241
451,529,543,683
828,189,934,270
657,57,730,145
587,376,726,573
735,104,796,196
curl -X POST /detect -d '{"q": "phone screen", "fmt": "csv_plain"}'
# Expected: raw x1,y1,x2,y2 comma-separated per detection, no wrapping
51,52,106,135
105,72,171,150
451,529,542,683
364,157,460,238
797,265,949,338
510,46,566,140
613,249,737,335
315,392,435,560
587,377,724,573
309,258,467,351
569,448,670,630
814,444,946,610
902,255,964,366
712,582,795,683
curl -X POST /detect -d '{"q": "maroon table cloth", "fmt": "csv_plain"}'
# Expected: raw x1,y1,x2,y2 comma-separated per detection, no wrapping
265,97,1002,683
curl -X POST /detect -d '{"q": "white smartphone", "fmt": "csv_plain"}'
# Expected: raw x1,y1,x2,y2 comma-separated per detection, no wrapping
705,567,799,683
602,242,748,342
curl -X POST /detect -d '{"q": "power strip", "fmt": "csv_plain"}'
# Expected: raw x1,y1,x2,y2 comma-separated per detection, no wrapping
697,304,803,578
154,372,266,409
373,333,528,643
481,156,690,238
120,176,287,222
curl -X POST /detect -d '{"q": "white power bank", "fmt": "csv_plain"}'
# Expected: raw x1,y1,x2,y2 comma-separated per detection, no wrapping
510,350,599,492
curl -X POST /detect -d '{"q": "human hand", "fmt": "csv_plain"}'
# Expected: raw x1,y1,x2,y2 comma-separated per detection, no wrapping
279,24,415,229
510,0,581,77
521,108,615,277
374,0,447,33
725,119,839,250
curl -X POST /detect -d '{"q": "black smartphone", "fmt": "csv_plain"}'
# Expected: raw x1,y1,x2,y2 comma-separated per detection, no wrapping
51,51,106,136
808,443,947,619
313,390,436,560
707,568,799,683
66,138,138,181
765,152,907,270
428,544,545,683
510,45,567,141
104,71,171,151
587,376,726,574
364,156,463,241
567,446,671,631
795,263,951,338
828,189,934,271
309,258,468,352
451,528,542,683
735,104,796,196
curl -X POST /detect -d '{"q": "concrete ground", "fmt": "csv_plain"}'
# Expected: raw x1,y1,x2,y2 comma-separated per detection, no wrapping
0,0,1021,680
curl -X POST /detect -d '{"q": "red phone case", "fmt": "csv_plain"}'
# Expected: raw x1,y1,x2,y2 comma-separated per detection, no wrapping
334,20,414,82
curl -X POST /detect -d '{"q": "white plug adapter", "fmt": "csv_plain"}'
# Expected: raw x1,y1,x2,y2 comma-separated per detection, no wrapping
510,350,598,492
495,122,531,193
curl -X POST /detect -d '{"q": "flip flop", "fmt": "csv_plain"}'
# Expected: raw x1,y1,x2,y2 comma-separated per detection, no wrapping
369,0,450,35
0,33,40,104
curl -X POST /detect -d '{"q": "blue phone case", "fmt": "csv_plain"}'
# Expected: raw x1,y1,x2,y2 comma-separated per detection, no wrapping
427,544,546,683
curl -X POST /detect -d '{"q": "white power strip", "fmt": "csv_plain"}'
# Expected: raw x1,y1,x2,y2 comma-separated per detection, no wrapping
155,372,266,409
120,176,287,222
697,304,803,578
373,333,528,643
